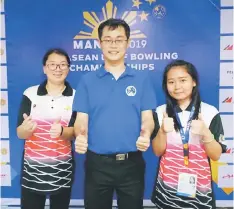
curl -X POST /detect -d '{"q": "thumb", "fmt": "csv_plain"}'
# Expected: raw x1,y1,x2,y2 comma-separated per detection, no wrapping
198,113,203,121
163,112,168,118
53,118,61,124
23,113,28,120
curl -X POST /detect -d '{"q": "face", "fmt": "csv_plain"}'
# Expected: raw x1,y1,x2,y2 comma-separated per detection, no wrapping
166,66,196,103
99,26,129,63
43,53,69,85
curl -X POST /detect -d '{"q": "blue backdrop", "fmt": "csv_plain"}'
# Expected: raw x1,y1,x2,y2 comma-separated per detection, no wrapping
2,0,232,204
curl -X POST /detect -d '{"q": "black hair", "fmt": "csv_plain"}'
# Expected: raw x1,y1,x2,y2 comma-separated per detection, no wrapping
162,60,201,131
42,48,70,66
98,18,130,40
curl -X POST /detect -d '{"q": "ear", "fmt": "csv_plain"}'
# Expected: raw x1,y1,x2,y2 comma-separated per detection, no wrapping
43,66,47,75
127,38,131,48
98,39,102,49
193,80,196,87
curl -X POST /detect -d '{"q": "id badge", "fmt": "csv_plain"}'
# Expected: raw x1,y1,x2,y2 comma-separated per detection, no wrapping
177,173,197,198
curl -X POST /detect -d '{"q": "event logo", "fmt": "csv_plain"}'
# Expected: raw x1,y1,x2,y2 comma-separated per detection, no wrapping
222,97,233,103
0,140,10,164
152,5,166,19
220,36,233,60
219,89,234,113
74,1,146,40
224,44,233,50
1,147,7,155
71,0,178,72
1,98,6,106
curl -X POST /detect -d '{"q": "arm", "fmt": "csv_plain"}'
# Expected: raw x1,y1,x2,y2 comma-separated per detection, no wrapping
74,112,89,137
152,128,167,157
141,110,154,137
152,111,174,156
60,111,77,141
17,95,36,139
152,112,166,156
202,129,222,161
203,113,226,161
17,117,36,139
136,110,154,152
191,113,226,161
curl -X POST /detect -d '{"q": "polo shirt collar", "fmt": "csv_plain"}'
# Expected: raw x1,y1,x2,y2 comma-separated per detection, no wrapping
37,80,73,96
174,101,194,113
96,64,135,78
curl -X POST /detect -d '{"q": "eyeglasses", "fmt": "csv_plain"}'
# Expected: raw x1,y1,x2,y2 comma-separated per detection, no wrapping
46,63,69,71
101,39,128,45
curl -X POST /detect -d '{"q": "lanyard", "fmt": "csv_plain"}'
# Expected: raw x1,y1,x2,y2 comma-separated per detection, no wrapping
175,106,195,166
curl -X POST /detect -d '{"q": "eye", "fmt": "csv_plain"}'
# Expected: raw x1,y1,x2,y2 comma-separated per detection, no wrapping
60,64,67,67
168,81,174,84
181,79,186,82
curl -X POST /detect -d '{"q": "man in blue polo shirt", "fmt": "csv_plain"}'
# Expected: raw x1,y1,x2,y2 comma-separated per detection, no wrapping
73,18,156,209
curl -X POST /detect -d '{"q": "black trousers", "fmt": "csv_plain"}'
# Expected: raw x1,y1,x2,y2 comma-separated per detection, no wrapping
84,150,145,209
21,186,71,209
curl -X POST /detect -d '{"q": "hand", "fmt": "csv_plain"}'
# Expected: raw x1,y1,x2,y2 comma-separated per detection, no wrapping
161,112,174,133
75,126,88,154
21,113,37,133
191,114,206,136
49,118,62,138
136,125,150,152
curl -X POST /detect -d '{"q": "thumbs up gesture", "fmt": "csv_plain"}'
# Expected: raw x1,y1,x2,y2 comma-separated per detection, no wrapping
136,125,150,152
21,113,37,133
161,112,174,133
49,118,62,138
191,113,206,136
75,126,88,154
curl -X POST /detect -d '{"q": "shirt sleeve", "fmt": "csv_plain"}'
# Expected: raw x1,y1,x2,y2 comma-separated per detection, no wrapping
151,111,160,140
72,78,89,114
68,111,77,127
141,73,157,111
209,113,227,153
17,95,31,127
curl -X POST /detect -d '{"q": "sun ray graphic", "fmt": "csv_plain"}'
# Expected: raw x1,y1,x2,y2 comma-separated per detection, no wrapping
74,0,146,39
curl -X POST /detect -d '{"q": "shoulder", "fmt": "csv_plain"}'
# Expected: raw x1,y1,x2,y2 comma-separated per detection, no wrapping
200,102,219,118
200,102,219,126
23,85,39,97
72,89,76,95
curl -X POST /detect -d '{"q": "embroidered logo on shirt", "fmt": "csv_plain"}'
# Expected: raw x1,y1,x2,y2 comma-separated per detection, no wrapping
64,106,71,111
125,86,137,96
219,134,225,142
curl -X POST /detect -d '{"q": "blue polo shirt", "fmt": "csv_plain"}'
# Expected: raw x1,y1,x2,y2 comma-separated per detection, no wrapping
73,66,156,154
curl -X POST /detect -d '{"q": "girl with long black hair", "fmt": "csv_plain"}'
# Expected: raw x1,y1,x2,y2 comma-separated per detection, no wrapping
151,60,226,209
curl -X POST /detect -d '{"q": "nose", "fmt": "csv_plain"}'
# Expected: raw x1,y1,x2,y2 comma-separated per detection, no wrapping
175,81,181,89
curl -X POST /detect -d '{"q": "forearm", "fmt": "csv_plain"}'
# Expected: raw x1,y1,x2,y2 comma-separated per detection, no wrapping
152,128,167,156
142,118,154,137
61,127,75,141
17,125,33,139
203,129,222,161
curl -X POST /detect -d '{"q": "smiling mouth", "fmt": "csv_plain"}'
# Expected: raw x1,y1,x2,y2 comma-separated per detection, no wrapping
108,51,119,54
53,74,62,77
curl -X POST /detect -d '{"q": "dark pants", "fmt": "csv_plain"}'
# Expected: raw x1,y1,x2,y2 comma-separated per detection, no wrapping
21,187,71,209
84,150,145,209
